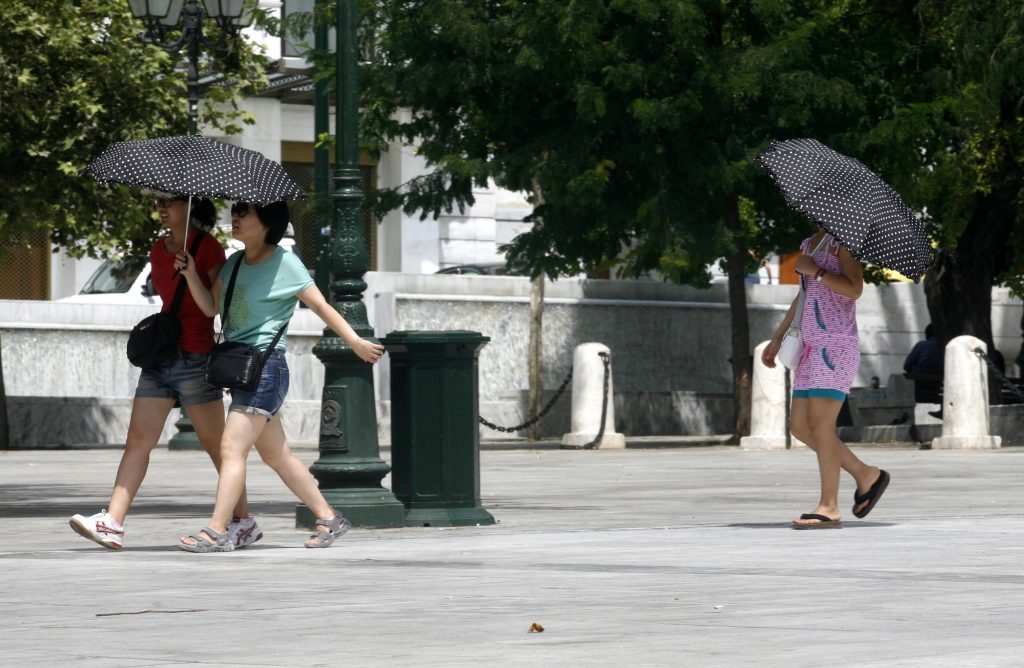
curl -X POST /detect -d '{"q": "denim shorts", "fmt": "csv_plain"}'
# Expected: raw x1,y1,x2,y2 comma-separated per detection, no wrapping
228,349,289,420
135,352,224,406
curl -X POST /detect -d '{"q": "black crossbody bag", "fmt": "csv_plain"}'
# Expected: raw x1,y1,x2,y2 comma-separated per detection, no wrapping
126,231,206,369
205,252,286,392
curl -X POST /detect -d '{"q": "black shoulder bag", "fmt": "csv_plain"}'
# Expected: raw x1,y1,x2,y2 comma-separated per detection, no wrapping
205,252,286,392
126,231,206,369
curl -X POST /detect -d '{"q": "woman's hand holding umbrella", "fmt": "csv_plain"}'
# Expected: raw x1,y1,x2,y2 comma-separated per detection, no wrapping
174,248,197,279
794,255,821,277
174,249,218,318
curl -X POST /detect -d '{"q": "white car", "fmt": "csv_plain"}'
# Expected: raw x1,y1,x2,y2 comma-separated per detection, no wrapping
59,236,299,306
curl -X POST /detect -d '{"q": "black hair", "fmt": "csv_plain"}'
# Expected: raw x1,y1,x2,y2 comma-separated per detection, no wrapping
925,323,935,339
254,201,290,245
189,197,217,228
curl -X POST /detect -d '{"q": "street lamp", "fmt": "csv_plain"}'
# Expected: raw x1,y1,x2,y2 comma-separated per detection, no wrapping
295,0,405,528
127,0,255,133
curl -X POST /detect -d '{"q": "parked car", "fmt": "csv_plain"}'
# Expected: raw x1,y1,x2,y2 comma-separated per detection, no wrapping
58,235,298,306
434,262,528,276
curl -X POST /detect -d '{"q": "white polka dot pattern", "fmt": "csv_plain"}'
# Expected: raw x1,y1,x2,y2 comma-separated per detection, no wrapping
757,138,933,282
85,135,307,205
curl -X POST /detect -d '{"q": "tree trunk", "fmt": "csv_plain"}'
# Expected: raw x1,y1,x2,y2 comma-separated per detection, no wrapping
526,176,546,441
724,194,752,439
924,184,1018,367
527,274,545,440
0,336,9,448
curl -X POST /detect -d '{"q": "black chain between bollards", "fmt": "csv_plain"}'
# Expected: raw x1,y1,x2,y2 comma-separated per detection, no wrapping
971,347,1024,404
478,367,574,433
561,351,611,450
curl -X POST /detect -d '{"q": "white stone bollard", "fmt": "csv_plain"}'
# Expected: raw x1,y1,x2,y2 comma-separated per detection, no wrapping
561,343,626,449
740,341,789,450
931,335,1001,450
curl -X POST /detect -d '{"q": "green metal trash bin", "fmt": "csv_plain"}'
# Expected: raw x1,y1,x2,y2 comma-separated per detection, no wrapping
382,330,495,527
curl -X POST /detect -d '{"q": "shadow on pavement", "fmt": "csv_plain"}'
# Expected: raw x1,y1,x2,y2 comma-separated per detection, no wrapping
0,483,296,519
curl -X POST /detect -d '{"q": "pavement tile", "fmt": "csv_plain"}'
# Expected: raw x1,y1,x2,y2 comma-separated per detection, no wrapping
1,446,1022,666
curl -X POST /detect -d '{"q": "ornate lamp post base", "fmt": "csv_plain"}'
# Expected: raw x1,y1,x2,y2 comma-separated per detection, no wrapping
167,409,202,450
296,489,406,529
295,336,405,528
403,507,496,528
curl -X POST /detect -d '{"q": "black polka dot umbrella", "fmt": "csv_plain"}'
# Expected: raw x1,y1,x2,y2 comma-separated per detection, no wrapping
757,138,933,282
84,135,307,206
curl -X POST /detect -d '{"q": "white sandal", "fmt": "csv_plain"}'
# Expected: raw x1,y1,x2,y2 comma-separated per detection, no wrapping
178,527,234,553
304,513,351,549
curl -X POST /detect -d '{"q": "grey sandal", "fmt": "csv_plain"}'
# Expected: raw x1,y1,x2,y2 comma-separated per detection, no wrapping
178,527,235,553
305,513,351,549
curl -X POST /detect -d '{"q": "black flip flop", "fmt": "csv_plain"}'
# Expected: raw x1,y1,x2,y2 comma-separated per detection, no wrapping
792,513,842,529
853,469,891,519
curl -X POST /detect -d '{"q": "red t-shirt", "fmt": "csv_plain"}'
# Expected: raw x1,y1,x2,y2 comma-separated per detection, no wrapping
149,231,227,354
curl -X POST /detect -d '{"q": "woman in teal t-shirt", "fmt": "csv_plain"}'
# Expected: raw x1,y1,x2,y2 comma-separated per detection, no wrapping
176,200,384,552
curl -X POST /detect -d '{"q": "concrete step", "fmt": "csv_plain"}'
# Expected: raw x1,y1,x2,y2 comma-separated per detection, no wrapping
838,423,940,444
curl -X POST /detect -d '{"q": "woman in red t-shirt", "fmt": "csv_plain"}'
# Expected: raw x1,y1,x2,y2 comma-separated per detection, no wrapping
70,194,260,550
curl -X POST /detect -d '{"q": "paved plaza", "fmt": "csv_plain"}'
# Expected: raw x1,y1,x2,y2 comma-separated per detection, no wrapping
1,442,1022,666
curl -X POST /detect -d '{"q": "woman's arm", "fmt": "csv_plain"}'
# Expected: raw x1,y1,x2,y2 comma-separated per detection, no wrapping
794,247,864,300
175,249,221,317
772,295,801,341
297,284,384,363
762,294,801,368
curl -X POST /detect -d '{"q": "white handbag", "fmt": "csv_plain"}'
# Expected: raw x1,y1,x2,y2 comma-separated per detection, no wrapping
778,234,831,370
778,302,806,370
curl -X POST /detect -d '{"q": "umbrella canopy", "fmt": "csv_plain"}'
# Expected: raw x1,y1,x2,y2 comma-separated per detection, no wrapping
757,138,932,282
85,135,307,206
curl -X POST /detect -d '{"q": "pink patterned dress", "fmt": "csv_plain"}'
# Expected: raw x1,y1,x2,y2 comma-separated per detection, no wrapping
792,233,860,400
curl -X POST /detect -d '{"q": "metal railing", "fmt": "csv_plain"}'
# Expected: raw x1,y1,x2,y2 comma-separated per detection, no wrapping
478,351,612,449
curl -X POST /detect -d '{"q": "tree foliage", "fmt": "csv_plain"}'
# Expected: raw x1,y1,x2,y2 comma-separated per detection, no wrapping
844,0,1024,354
355,1,906,284
0,0,267,260
352,1,911,436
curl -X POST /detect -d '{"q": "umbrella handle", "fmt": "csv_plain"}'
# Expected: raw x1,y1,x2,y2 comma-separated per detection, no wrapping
184,195,192,253
174,195,193,275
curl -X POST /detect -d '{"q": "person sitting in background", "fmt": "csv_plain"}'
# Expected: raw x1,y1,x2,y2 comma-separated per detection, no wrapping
904,324,944,378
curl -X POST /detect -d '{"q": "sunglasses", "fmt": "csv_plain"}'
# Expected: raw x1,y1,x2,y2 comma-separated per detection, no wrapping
231,202,253,217
154,196,186,207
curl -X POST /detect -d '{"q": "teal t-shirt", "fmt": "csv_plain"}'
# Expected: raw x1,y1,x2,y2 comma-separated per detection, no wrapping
219,247,313,351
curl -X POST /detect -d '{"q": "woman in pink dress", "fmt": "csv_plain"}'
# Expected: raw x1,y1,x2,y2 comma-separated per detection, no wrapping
762,227,890,528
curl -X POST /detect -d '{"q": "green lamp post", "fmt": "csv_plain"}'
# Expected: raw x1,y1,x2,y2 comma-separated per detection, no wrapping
296,0,405,528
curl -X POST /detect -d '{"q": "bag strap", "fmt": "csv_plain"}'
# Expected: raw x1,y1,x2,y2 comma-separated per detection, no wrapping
263,321,288,358
799,232,832,293
221,251,245,331
790,232,831,330
218,251,287,355
167,230,206,316
791,288,808,330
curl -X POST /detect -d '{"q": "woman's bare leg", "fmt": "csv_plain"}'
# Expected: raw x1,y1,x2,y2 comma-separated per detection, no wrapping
179,411,267,547
791,398,878,487
792,397,879,525
807,397,844,519
253,415,334,521
107,397,176,524
186,399,249,519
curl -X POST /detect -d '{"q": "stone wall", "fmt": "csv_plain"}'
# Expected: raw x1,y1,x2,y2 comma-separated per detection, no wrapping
2,274,1022,447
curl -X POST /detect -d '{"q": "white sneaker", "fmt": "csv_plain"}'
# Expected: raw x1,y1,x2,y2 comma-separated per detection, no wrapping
227,516,263,549
69,509,124,550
